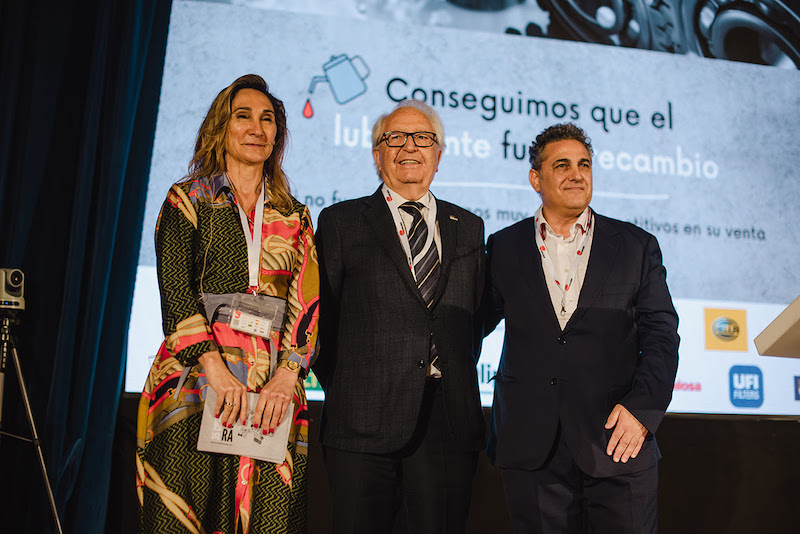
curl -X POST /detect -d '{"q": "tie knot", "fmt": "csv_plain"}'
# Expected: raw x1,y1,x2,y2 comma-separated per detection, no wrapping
400,201,424,217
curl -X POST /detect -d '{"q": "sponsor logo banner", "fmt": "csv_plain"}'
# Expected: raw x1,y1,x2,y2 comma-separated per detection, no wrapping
729,365,763,408
705,308,748,351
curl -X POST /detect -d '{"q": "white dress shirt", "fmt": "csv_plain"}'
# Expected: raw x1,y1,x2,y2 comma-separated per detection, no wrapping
534,206,594,330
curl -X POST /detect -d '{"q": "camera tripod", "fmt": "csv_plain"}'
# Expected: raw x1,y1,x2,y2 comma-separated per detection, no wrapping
0,314,64,534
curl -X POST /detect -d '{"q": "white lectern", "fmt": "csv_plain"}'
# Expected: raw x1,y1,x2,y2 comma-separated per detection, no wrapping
755,295,800,358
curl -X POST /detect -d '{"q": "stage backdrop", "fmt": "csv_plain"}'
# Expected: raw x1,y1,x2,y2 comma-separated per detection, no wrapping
125,0,800,417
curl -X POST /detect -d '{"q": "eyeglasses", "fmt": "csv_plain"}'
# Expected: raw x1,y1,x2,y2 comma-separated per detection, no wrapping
379,131,438,148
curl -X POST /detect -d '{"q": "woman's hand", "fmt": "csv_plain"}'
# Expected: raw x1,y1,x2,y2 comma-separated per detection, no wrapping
253,366,298,435
199,351,248,427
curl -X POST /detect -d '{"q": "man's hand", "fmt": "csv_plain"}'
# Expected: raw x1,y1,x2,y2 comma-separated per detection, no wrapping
605,404,647,463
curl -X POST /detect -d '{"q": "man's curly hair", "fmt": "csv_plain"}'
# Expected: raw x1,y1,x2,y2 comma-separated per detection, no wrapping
529,123,593,170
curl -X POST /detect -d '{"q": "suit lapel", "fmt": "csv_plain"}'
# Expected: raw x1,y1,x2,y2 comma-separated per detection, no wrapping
564,214,620,332
430,202,456,307
363,187,425,303
516,219,563,334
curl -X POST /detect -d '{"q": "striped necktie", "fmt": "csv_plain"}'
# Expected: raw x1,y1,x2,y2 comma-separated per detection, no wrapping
400,201,440,308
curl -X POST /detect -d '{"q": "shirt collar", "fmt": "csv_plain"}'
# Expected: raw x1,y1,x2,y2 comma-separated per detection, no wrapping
212,174,230,200
213,173,271,209
383,185,435,211
534,206,592,242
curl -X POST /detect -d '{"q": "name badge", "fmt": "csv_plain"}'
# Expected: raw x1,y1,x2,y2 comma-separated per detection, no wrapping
229,309,273,337
225,293,281,339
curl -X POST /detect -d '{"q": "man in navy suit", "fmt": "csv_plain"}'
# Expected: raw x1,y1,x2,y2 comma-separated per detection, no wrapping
484,123,679,533
314,100,485,534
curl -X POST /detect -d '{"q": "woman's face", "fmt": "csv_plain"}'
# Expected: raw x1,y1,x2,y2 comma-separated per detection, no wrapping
225,88,278,169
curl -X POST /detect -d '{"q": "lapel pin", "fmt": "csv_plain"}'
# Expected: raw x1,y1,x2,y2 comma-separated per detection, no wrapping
449,215,458,221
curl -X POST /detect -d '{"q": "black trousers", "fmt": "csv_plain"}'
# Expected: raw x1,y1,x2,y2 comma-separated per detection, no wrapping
323,379,479,534
500,425,658,534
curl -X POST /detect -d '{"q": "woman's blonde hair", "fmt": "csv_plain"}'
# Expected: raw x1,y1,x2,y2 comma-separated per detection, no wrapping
188,74,293,211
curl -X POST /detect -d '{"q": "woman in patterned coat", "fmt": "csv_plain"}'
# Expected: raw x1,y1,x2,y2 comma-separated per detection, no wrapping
136,74,319,534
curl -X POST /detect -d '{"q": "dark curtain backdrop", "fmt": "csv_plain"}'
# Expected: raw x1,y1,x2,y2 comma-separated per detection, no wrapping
0,0,172,532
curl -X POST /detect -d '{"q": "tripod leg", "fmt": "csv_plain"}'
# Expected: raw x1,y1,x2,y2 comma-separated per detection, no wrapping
11,342,65,534
0,321,8,438
0,363,5,439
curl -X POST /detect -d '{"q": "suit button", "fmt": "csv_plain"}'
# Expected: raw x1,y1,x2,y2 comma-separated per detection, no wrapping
418,360,425,368
557,336,566,344
550,378,558,386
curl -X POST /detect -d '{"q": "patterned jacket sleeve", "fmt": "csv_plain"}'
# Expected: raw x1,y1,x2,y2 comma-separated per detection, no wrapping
278,204,320,372
154,184,218,366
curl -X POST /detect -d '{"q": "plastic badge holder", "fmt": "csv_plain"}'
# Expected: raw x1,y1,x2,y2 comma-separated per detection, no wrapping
200,292,287,339
227,293,280,337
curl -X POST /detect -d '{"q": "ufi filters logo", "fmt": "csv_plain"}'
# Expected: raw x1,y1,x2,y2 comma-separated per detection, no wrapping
729,365,763,408
705,308,748,351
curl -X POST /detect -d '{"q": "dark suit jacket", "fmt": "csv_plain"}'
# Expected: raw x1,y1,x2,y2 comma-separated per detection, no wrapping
313,187,486,454
485,211,679,477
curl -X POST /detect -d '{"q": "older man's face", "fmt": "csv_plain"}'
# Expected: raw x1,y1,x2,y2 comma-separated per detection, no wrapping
373,107,442,201
529,139,593,219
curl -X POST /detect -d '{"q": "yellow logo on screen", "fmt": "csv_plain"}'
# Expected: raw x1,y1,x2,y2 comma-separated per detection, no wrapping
704,308,748,351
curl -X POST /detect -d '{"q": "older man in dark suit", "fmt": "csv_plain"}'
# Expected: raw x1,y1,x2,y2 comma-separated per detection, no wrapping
485,123,679,533
313,100,485,534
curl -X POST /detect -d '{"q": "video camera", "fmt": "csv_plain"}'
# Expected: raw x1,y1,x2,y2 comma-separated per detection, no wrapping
0,268,25,313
